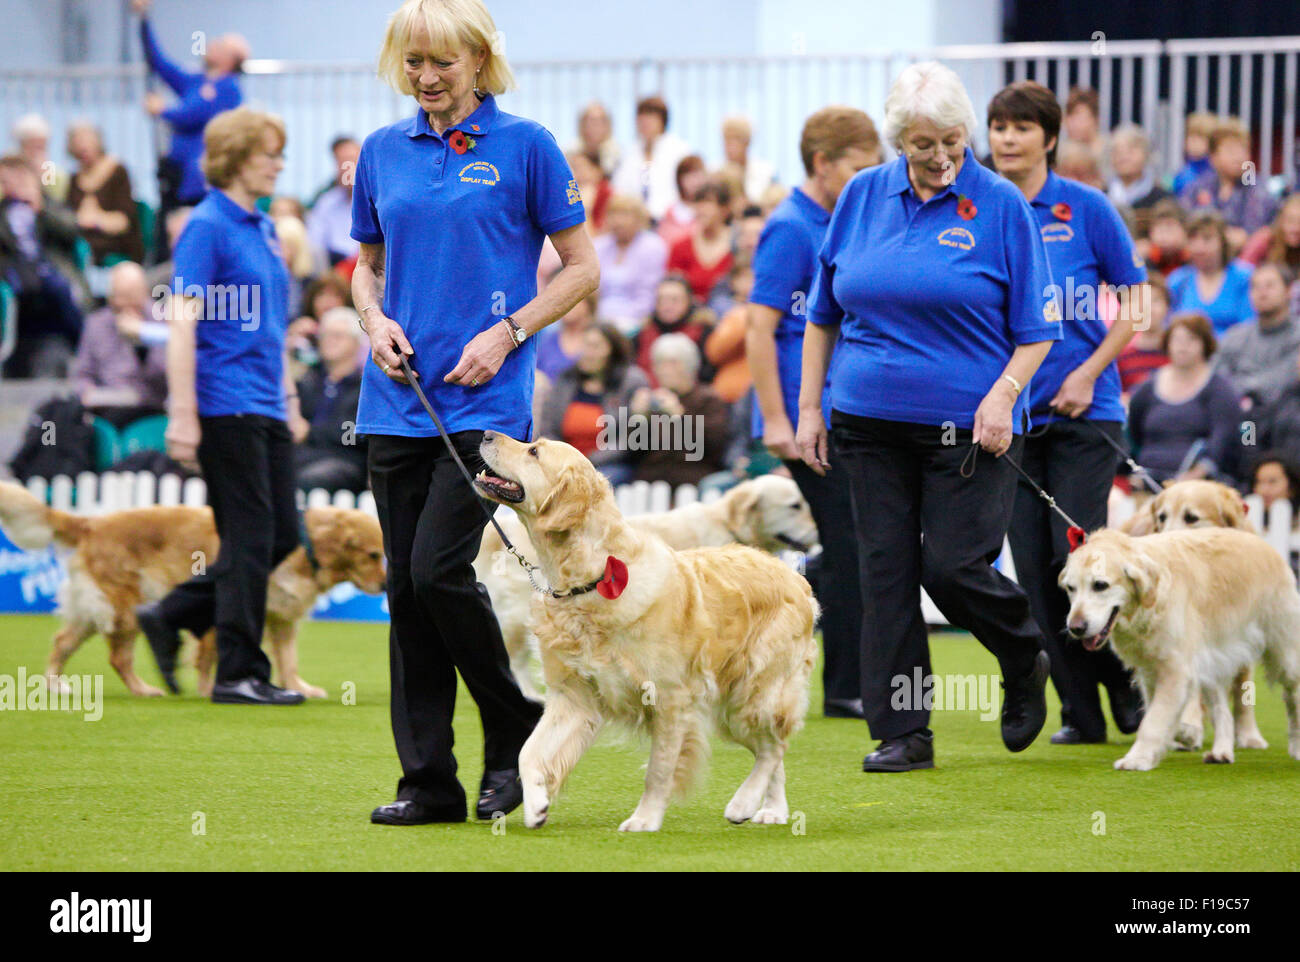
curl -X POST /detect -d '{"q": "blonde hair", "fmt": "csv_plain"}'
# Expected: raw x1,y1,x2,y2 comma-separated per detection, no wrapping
377,0,515,98
883,61,978,151
605,193,650,227
274,216,316,278
200,107,285,189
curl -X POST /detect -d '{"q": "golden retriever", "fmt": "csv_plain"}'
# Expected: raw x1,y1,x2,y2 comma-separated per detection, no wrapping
0,482,385,697
473,432,818,832
475,474,818,701
1059,526,1300,770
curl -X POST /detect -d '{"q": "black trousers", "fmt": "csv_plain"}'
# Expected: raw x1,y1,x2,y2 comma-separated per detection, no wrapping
367,432,543,812
832,412,1046,740
1006,419,1136,739
156,414,299,683
785,448,864,702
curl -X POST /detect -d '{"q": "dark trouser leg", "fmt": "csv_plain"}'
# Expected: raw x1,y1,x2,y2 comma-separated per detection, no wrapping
786,445,864,702
833,416,927,740
368,433,542,809
918,432,1045,683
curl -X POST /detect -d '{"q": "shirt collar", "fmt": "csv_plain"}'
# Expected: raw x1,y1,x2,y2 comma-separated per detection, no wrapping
791,186,831,224
406,93,500,140
886,146,982,201
1029,169,1066,208
211,188,266,224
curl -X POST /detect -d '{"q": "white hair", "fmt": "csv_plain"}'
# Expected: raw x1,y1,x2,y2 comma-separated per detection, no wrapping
650,332,700,376
320,306,364,341
13,113,50,142
882,61,978,151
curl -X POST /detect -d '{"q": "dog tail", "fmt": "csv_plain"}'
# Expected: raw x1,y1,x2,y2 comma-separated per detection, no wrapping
0,481,89,550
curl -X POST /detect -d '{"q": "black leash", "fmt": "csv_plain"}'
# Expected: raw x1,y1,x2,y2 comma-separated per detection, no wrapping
1028,407,1165,495
960,440,1087,542
396,355,601,598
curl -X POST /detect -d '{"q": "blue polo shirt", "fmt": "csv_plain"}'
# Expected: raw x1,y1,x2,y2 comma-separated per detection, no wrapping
1167,260,1255,336
809,147,1061,432
171,189,291,420
748,186,833,439
351,95,585,439
1026,171,1147,427
140,19,242,203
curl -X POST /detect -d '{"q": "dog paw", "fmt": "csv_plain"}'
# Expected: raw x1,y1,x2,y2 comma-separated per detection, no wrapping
1288,738,1300,762
618,814,662,832
1236,731,1269,750
43,675,74,696
1114,752,1156,771
1203,748,1234,764
135,685,166,698
295,684,328,699
1172,724,1203,751
522,785,549,829
724,799,758,824
749,807,788,825
524,805,548,829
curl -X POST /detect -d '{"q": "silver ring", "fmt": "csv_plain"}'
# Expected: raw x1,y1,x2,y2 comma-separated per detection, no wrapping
382,363,391,373
471,378,479,386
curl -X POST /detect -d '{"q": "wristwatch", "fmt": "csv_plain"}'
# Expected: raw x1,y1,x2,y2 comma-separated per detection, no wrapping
502,315,527,347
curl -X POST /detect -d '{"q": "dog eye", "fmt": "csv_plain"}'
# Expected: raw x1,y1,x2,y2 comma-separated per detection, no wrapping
528,446,539,457
369,551,382,561
1184,512,1198,524
1092,580,1109,592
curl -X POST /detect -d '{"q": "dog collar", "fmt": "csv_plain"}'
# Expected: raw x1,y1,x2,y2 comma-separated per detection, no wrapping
551,555,627,600
296,510,320,573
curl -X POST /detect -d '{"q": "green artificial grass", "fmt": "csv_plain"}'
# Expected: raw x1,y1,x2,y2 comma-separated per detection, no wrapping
0,613,1296,871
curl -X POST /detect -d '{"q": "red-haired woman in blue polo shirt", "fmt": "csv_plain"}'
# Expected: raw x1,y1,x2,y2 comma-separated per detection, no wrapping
989,81,1149,747
797,62,1062,772
352,0,598,827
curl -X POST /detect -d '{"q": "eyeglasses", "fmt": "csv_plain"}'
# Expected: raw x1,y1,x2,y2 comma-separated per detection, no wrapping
902,141,965,161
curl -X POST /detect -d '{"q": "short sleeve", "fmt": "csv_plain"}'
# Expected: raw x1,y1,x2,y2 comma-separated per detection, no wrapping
527,127,586,236
171,217,221,293
1001,191,1062,344
750,217,811,314
349,139,383,244
1090,195,1147,289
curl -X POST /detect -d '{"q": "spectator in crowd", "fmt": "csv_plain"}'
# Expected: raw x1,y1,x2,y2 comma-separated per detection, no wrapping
1167,210,1254,334
287,271,353,381
269,195,306,223
1060,87,1108,180
721,115,777,205
988,80,1148,747
1239,192,1300,271
137,107,305,707
1106,124,1170,236
12,113,68,203
537,322,648,486
1139,199,1189,277
1248,452,1299,520
747,103,880,721
757,182,790,218
292,306,368,493
1117,272,1170,399
1171,111,1216,195
568,149,611,232
570,101,621,178
533,290,595,381
798,62,1058,770
134,0,247,254
703,262,753,403
666,177,734,303
144,205,192,293
307,135,362,265
594,194,666,336
1179,117,1278,246
65,122,146,266
656,154,706,247
72,261,168,420
0,154,85,378
630,332,730,487
1055,139,1105,191
635,274,715,386
274,213,318,319
612,95,691,221
733,204,766,268
1215,263,1300,411
1128,312,1242,483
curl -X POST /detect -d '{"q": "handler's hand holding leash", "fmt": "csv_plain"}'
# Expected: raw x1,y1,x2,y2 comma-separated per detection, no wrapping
362,305,417,385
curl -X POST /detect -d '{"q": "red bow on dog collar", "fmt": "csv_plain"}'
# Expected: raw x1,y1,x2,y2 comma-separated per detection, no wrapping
1066,526,1087,552
596,555,628,599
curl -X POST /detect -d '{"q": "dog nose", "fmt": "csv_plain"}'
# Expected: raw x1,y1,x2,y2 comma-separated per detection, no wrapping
1066,620,1086,638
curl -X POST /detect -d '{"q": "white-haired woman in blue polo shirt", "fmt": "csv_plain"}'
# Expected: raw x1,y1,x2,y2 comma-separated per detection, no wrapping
797,62,1062,772
352,0,599,827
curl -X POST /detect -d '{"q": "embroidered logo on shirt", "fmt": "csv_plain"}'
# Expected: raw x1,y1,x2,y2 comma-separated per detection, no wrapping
458,161,500,185
1041,222,1074,243
566,178,581,205
937,227,975,250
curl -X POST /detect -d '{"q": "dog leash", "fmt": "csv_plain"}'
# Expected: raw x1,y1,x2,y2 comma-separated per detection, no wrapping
396,355,604,598
960,439,1089,549
1028,406,1165,495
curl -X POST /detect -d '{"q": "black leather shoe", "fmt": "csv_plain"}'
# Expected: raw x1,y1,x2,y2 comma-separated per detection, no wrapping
862,730,934,772
211,677,305,705
1001,650,1050,752
476,769,523,820
371,799,466,826
135,602,181,694
824,698,865,719
1050,724,1106,745
1107,682,1145,735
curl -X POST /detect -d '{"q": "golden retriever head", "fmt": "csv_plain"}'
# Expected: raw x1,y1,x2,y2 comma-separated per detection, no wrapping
475,432,615,537
1146,480,1251,532
1058,529,1162,651
720,475,819,553
304,507,386,594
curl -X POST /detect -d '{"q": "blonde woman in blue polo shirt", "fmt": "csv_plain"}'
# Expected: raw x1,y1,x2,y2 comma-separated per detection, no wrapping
797,62,1062,772
353,0,598,827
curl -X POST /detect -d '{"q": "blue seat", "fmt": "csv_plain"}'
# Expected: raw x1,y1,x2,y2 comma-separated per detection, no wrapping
120,414,169,457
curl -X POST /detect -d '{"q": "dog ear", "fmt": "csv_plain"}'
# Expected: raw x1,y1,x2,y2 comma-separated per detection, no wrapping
722,482,763,538
1222,490,1251,530
1120,497,1158,536
1122,552,1162,609
534,464,604,534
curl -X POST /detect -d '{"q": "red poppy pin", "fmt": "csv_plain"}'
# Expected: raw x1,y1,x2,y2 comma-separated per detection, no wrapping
1052,202,1072,222
596,555,629,599
448,129,477,155
956,194,977,220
